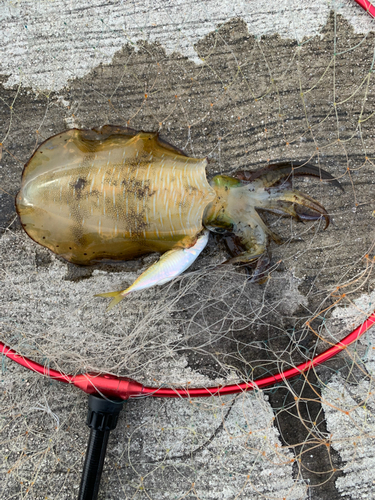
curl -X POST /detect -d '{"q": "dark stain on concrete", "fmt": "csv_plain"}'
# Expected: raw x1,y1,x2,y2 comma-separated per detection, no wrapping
267,371,348,500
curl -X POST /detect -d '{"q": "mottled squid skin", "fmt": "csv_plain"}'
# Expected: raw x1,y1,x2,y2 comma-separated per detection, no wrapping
16,126,215,265
16,125,340,309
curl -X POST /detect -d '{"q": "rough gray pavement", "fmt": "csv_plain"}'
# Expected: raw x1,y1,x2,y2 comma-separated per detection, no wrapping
1,1,375,499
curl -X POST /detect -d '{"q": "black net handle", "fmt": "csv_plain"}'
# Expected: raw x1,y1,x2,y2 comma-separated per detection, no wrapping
78,395,124,500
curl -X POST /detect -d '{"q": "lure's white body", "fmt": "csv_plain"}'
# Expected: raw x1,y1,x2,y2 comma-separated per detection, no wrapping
125,230,209,291
96,231,209,310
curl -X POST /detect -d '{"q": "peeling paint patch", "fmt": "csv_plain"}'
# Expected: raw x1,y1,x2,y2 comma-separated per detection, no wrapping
323,377,375,499
128,394,307,499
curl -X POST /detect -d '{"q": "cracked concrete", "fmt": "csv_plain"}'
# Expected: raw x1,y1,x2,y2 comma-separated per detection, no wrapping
1,1,375,499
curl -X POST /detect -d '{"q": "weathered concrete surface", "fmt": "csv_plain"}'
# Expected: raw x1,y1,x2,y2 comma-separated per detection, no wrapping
321,293,375,499
1,0,373,91
1,1,375,499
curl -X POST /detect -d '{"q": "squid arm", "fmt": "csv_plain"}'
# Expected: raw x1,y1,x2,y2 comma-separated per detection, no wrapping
234,161,343,191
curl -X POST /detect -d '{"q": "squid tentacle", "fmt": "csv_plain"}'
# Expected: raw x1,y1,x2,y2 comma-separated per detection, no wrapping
257,197,330,226
214,162,338,283
220,211,274,265
234,161,343,191
266,189,330,229
256,202,306,223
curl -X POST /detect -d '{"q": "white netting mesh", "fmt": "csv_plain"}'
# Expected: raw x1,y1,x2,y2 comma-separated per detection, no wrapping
1,2,375,499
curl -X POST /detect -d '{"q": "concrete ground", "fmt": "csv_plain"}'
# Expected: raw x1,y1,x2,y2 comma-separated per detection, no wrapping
1,1,375,499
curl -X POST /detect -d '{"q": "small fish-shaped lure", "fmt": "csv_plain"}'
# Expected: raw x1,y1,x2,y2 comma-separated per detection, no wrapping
95,231,209,311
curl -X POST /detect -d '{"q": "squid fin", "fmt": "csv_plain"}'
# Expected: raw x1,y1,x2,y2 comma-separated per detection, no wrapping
94,290,129,311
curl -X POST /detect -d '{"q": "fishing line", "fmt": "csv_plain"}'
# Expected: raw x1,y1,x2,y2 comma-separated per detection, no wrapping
1,2,375,499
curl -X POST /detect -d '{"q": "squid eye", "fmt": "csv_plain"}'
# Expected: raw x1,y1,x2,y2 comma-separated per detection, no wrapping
205,221,234,234
210,226,233,235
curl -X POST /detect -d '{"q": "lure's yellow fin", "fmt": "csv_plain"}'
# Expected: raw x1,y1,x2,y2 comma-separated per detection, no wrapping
94,290,129,311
